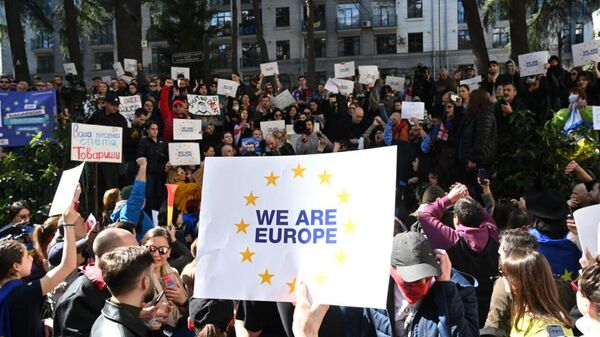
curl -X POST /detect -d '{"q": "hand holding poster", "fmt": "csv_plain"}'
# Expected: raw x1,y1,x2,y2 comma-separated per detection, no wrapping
272,90,296,109
334,62,355,78
518,51,549,77
260,62,279,76
385,76,405,92
574,204,600,257
333,79,354,96
194,147,397,308
572,40,600,67
70,123,123,163
358,65,379,85
171,67,190,80
460,75,482,92
118,95,142,121
260,120,285,137
187,95,221,116
48,162,85,216
113,62,125,77
63,63,78,76
401,101,425,120
124,58,137,73
217,79,240,98
173,119,203,140
169,142,201,166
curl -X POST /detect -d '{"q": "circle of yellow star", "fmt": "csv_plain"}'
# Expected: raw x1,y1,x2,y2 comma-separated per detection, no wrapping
561,269,573,282
318,170,332,185
244,192,259,206
286,277,297,294
258,268,275,285
240,247,256,263
265,171,280,186
335,250,348,264
343,219,356,234
235,219,250,234
292,163,306,178
315,271,326,285
338,190,351,204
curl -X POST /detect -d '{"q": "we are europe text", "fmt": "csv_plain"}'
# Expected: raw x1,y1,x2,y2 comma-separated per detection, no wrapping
254,209,338,244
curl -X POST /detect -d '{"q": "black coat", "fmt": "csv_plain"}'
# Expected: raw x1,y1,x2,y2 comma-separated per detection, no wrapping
91,301,152,337
458,104,497,166
137,136,168,175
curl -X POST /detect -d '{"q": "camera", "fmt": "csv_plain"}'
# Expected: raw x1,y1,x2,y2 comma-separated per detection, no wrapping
293,120,311,135
0,220,34,250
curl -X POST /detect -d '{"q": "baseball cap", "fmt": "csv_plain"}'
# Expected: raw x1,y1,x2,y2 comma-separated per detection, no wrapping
105,92,120,106
391,232,441,282
47,238,90,267
173,99,186,107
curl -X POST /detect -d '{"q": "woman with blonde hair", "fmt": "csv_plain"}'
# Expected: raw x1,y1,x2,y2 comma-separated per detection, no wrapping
167,165,200,213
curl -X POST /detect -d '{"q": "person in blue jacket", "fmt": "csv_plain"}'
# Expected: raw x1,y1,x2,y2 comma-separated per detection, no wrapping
110,157,156,241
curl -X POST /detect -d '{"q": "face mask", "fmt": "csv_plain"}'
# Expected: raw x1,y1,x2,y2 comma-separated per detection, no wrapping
233,105,239,112
390,266,432,304
569,94,579,104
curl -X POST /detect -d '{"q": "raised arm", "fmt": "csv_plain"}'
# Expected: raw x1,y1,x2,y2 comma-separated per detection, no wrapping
419,184,468,250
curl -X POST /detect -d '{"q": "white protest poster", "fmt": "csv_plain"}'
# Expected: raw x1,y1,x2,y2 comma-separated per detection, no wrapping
334,62,355,79
574,204,600,257
70,123,123,163
385,76,405,92
113,62,125,77
118,95,142,121
460,75,482,92
401,101,425,120
187,95,221,116
194,147,397,308
63,63,78,76
324,78,339,94
272,90,296,109
123,58,137,73
333,79,354,96
518,51,549,77
260,120,286,137
593,106,600,130
173,119,203,140
169,142,201,166
120,75,133,85
171,67,190,80
572,40,600,67
358,65,379,85
48,162,85,216
101,76,111,84
217,79,240,98
260,62,279,76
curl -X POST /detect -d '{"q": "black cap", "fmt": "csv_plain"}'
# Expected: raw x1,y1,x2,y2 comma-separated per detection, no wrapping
190,298,233,331
105,92,120,106
391,232,441,282
525,190,569,220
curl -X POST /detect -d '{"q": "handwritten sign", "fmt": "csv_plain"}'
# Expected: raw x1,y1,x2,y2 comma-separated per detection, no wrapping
70,123,122,163
401,101,425,120
217,79,240,98
48,162,86,216
333,79,354,96
334,62,355,78
260,62,279,76
118,95,142,121
358,65,379,85
324,78,339,94
113,62,125,77
518,51,549,77
187,95,220,116
171,67,190,80
460,75,482,92
272,90,296,109
572,40,600,67
385,76,405,92
169,142,201,166
123,58,137,73
260,120,286,137
174,119,203,140
63,63,77,76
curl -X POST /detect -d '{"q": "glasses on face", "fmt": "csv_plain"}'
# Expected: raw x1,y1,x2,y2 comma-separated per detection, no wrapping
146,245,170,255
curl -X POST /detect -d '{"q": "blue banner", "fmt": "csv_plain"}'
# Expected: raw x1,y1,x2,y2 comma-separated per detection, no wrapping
0,89,57,147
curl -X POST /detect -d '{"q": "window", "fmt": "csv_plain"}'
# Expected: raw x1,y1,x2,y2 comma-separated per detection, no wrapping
31,31,54,49
95,52,114,70
151,47,168,73
372,1,396,27
37,55,54,73
407,0,423,19
575,23,584,44
336,4,360,29
90,22,113,45
492,27,509,48
210,0,230,5
242,42,260,67
211,11,232,37
458,29,471,49
210,43,231,69
338,36,360,56
304,38,327,58
376,34,397,54
241,10,256,35
408,33,423,53
275,7,290,27
457,0,465,23
303,4,326,31
276,40,290,60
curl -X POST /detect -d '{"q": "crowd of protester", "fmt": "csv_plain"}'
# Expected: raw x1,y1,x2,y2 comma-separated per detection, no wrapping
1,54,600,337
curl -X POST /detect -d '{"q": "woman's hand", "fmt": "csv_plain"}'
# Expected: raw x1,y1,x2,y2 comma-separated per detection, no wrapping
164,283,187,306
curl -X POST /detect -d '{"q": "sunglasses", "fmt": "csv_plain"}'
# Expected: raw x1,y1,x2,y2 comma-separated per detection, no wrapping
146,245,170,255
149,84,157,87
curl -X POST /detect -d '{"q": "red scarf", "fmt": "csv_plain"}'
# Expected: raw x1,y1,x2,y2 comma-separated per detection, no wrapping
390,267,432,304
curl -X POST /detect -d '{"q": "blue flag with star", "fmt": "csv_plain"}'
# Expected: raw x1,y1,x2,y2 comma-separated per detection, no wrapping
0,89,57,146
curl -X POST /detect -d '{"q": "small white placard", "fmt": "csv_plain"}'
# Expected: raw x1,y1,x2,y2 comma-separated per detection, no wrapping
260,62,279,76
272,90,296,110
173,119,203,140
113,62,125,77
118,95,142,121
63,63,78,76
260,120,286,137
593,106,600,130
333,79,354,96
334,62,355,78
518,51,549,77
217,79,240,98
572,40,600,67
124,58,137,73
187,95,221,116
101,76,111,83
171,67,190,80
385,76,405,92
574,204,600,257
358,65,379,85
460,75,482,92
324,78,339,94
120,75,133,85
49,162,85,216
168,142,201,166
401,101,425,120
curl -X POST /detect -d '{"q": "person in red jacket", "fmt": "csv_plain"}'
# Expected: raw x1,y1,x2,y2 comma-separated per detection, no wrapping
160,79,189,142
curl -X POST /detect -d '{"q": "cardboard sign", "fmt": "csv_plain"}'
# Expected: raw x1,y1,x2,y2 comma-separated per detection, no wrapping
518,51,549,77
334,62,355,78
169,142,201,166
49,162,85,216
124,58,137,73
401,101,425,120
460,75,482,92
118,95,142,121
333,79,354,96
113,62,125,77
593,106,600,130
572,40,600,67
260,120,286,137
217,79,240,98
574,204,600,257
358,65,379,85
385,76,405,92
63,63,78,76
187,95,220,116
173,118,203,140
260,62,279,76
70,123,122,163
324,78,339,94
272,90,296,109
171,67,190,80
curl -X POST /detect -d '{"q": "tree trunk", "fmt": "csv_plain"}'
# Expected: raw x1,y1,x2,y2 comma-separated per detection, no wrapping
462,0,489,75
305,0,316,89
64,0,84,81
253,0,269,62
5,0,30,82
114,0,142,64
231,0,239,73
507,0,529,61
557,29,563,61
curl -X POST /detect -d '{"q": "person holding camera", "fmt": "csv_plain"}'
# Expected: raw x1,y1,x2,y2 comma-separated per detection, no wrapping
295,118,333,155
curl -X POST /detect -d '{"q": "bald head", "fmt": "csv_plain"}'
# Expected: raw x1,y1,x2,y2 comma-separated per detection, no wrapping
352,107,364,124
390,112,401,126
93,228,138,259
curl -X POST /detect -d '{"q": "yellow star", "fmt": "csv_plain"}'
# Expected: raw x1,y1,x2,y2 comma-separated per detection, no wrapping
335,250,348,264
244,192,259,206
315,271,326,285
318,170,332,185
258,268,275,285
338,190,350,204
286,277,297,294
240,247,255,263
264,171,280,186
343,219,356,234
561,269,573,282
235,219,250,234
292,163,306,178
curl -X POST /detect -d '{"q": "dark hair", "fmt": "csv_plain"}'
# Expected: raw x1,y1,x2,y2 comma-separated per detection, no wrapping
580,256,600,317
108,221,136,235
134,108,148,118
532,217,568,240
146,121,159,130
32,216,59,260
488,60,499,66
92,76,102,81
465,89,492,117
458,84,470,92
499,229,538,254
569,86,587,101
99,246,153,296
0,240,25,280
232,72,240,78
8,201,28,223
141,227,173,247
454,197,484,228
506,209,531,229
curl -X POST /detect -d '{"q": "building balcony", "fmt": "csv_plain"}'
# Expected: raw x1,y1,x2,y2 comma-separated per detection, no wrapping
371,16,396,28
336,21,361,30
